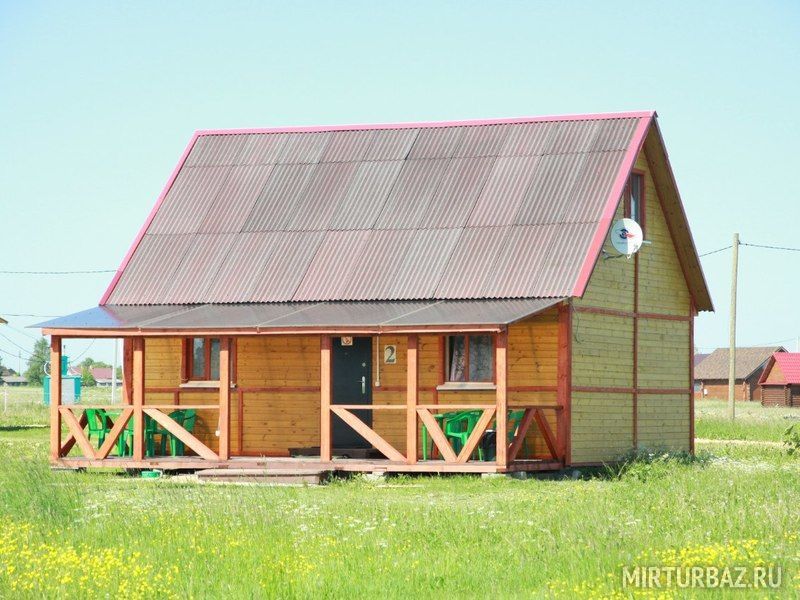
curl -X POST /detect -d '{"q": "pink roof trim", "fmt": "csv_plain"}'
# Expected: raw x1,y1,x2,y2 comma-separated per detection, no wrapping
195,111,656,136
759,352,800,385
99,132,201,305
570,115,653,297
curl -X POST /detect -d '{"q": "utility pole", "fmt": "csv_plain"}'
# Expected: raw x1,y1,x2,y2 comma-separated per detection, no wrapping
728,233,739,420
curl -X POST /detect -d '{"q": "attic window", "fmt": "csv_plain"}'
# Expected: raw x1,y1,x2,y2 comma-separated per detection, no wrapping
625,171,645,231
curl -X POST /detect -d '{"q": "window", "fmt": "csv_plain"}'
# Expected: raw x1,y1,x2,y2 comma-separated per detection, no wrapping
625,171,645,230
184,337,223,381
446,335,494,382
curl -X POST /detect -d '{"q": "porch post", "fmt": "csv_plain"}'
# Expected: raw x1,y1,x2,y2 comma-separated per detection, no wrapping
218,337,231,461
495,328,508,468
49,336,62,461
121,338,133,405
556,303,572,464
320,335,332,462
132,337,145,460
406,334,419,464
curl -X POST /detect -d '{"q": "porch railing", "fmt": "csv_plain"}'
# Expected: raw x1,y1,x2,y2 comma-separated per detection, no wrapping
326,402,563,466
57,405,220,462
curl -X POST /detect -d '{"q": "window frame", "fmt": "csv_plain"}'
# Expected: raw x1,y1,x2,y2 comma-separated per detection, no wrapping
181,337,236,383
624,169,646,234
444,334,495,384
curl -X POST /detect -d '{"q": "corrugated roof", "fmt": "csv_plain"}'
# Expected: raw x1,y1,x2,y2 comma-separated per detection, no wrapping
100,112,710,310
760,353,800,385
36,298,565,331
694,346,786,381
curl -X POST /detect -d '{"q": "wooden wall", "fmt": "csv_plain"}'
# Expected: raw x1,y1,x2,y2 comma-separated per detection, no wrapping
140,308,560,460
569,149,692,464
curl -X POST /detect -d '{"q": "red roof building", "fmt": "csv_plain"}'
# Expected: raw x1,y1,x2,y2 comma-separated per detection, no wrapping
759,353,800,406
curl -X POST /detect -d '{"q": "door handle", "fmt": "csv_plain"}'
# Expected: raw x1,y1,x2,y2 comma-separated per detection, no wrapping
359,376,366,394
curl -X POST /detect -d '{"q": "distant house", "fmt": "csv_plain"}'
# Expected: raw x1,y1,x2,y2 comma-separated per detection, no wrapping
1,375,28,386
694,346,786,401
90,367,117,387
759,353,800,407
68,365,118,386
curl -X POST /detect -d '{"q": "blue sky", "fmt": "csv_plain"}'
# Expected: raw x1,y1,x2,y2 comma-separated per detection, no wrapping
1,0,798,368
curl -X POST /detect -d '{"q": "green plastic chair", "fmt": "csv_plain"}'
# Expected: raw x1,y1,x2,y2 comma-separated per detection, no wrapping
165,409,196,457
85,408,110,446
421,412,446,460
118,415,159,457
481,409,529,461
443,410,483,460
507,409,529,455
157,410,185,455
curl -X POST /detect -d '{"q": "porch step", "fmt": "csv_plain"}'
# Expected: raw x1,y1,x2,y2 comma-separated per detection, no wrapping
195,467,328,485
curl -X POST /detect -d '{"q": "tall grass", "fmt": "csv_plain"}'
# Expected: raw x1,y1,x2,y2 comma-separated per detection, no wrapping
695,399,800,441
0,399,799,597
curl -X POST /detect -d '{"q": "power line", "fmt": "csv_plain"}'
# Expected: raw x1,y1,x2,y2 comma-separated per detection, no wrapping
0,332,33,356
0,312,61,318
67,339,97,365
4,324,41,341
740,242,800,253
0,347,25,359
0,269,115,275
699,245,732,257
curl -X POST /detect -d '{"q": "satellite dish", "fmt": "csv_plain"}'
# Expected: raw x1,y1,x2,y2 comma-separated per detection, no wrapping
610,218,643,257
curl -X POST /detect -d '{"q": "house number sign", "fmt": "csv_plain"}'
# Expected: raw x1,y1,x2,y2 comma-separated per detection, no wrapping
384,345,397,364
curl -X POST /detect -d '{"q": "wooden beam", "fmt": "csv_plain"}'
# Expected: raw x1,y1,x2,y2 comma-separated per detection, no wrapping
144,408,218,461
96,407,133,459
122,338,133,405
495,329,508,468
689,299,695,455
507,407,535,463
557,303,572,464
406,334,419,464
416,408,457,463
42,323,504,338
330,407,405,462
60,411,87,456
633,252,639,451
218,337,231,460
320,335,332,462
49,336,62,460
132,337,145,460
533,408,558,459
456,408,496,464
60,407,96,459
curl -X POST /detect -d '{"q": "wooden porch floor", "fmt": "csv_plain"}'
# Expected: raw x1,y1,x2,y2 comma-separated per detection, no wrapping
53,456,563,474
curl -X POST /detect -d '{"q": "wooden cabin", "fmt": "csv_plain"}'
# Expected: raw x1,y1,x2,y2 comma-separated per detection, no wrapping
38,111,712,474
759,353,800,407
694,346,784,402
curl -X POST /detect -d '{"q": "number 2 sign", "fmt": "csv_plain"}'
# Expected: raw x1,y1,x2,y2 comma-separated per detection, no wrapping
384,345,397,364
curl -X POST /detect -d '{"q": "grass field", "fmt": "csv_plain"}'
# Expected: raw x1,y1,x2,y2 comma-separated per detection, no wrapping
1,389,799,598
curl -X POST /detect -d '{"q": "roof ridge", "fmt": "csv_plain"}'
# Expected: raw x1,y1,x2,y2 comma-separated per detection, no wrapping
195,111,656,137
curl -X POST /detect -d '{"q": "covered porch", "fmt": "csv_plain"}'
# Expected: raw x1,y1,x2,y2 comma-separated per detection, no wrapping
41,299,571,475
